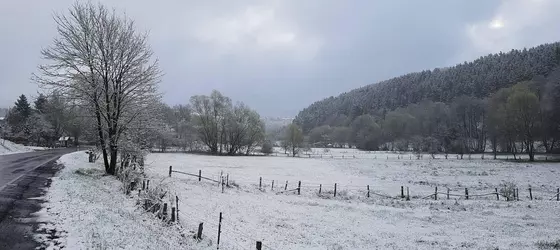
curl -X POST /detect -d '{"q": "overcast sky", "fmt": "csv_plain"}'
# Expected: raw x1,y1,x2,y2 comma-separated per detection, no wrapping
2,0,560,117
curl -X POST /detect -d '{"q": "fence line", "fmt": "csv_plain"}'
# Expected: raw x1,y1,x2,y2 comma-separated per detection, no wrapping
137,168,560,250
261,152,560,162
143,171,560,205
175,208,279,250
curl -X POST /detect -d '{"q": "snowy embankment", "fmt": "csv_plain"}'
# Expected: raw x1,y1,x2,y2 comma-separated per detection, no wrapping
0,139,47,155
146,153,560,250
36,152,201,249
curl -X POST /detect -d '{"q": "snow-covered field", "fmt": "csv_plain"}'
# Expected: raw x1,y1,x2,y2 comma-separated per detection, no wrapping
146,150,560,250
273,147,550,161
36,152,203,250
0,139,47,155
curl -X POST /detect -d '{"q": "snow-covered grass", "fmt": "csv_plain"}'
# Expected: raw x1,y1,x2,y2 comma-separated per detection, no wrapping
273,146,551,161
145,152,560,250
0,139,48,155
36,152,205,250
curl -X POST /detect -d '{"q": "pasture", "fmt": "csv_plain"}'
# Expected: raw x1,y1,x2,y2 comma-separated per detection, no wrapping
144,148,560,249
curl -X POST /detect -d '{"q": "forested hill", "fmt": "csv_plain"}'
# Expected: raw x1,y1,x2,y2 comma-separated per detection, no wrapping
295,42,560,133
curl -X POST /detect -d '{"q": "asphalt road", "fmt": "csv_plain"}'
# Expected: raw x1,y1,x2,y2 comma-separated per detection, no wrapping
0,148,76,250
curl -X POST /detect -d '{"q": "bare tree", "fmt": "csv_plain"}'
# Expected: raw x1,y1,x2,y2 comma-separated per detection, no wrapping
285,123,304,157
35,2,162,175
242,109,265,155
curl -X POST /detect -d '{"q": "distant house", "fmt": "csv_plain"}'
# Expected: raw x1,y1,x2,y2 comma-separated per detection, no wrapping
58,136,74,147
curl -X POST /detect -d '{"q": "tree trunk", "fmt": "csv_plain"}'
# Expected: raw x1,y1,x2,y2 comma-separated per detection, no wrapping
511,141,517,160
528,140,535,162
108,145,118,175
95,107,110,172
491,136,497,159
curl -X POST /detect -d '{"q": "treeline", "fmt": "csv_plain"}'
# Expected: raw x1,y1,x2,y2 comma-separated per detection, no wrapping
1,93,89,147
295,42,560,134
1,89,268,156
155,90,266,156
300,72,560,161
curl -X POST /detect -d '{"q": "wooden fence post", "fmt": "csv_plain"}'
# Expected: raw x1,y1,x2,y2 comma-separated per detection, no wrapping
259,177,262,190
334,183,337,197
406,187,410,201
198,170,201,181
557,188,559,201
171,207,176,222
226,174,229,187
495,188,499,200
176,196,179,221
217,212,222,249
401,186,404,198
271,180,274,191
146,180,150,190
529,187,532,200
465,188,469,200
297,181,301,195
256,241,262,250
513,188,517,201
142,179,146,190
163,203,168,220
221,177,225,193
169,166,172,177
367,185,370,198
434,186,438,200
285,181,288,191
447,188,450,200
319,184,322,194
197,223,203,240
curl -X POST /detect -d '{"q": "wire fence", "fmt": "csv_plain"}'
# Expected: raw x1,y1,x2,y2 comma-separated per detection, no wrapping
136,175,281,250
133,167,560,249
168,167,560,203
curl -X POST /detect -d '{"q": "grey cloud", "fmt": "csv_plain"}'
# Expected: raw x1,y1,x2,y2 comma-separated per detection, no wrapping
0,0,558,117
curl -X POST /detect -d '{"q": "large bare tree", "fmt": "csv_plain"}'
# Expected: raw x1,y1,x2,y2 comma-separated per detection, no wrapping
35,2,162,175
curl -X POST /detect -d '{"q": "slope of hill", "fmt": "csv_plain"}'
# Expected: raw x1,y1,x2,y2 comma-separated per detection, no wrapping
295,42,560,133
0,139,45,155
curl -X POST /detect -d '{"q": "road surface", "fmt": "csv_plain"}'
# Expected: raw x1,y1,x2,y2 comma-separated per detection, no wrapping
0,148,76,250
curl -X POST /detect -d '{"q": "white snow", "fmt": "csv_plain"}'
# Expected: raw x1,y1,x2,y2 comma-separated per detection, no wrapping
0,139,47,155
35,152,204,250
144,151,560,250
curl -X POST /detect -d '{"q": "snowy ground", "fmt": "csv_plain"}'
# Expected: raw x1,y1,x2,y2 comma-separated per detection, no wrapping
145,151,560,250
272,147,552,161
35,152,205,250
0,139,47,155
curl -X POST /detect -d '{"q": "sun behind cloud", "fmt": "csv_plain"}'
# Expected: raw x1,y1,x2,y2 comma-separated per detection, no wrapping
489,18,504,29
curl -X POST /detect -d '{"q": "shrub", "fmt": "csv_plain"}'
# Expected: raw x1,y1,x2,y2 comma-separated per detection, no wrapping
261,141,273,155
499,181,517,201
536,239,560,249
